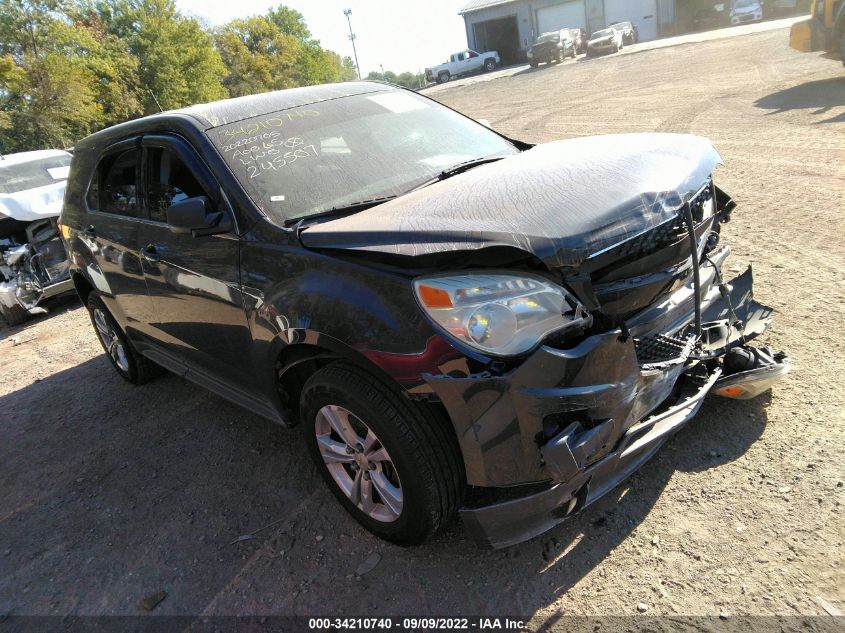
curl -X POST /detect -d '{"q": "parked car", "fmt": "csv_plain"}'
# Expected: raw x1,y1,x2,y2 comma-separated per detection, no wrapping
567,27,589,54
0,149,75,325
61,83,788,549
527,30,577,67
425,49,500,84
586,27,624,56
690,4,729,31
731,0,764,25
609,20,639,45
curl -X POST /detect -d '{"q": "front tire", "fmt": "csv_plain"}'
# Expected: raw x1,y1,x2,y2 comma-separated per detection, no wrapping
301,363,463,545
87,293,163,384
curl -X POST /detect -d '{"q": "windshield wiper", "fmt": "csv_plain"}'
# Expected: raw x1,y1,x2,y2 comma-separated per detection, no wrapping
283,196,398,228
410,156,506,192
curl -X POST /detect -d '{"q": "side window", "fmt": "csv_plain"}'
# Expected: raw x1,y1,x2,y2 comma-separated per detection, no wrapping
146,147,208,223
457,53,466,61
98,149,140,217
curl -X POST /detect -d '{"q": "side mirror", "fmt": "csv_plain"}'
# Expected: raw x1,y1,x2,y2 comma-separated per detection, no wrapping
166,196,232,237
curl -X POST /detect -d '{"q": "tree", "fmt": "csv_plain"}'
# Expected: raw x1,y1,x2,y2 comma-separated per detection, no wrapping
340,56,357,81
266,5,310,40
216,5,359,96
94,0,227,113
215,15,302,97
0,0,141,151
365,68,423,90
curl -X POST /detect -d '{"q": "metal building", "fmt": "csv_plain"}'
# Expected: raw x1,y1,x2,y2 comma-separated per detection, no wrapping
460,0,677,64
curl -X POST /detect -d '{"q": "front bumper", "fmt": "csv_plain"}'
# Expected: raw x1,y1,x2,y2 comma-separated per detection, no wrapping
426,258,786,548
461,367,721,548
731,13,761,24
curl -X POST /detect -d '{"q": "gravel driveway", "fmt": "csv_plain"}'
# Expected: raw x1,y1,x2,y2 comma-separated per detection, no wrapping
1,27,843,624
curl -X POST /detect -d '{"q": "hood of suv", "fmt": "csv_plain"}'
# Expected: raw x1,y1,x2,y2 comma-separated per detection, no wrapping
299,133,722,270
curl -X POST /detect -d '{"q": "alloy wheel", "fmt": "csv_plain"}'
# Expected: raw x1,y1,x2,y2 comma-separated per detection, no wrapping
314,404,403,523
93,308,130,372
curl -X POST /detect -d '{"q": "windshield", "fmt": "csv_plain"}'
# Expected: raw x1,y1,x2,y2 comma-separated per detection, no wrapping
0,155,71,194
592,29,613,39
610,22,629,29
213,91,519,223
536,32,560,44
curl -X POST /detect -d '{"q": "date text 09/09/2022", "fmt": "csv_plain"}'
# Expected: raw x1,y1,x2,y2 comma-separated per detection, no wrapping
308,617,527,630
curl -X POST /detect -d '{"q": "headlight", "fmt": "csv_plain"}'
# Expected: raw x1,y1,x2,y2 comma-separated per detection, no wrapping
413,273,590,356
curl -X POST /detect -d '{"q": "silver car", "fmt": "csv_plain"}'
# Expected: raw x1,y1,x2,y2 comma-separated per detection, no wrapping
586,28,624,57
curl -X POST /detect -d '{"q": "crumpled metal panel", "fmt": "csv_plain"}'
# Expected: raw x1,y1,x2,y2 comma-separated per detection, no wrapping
300,133,723,269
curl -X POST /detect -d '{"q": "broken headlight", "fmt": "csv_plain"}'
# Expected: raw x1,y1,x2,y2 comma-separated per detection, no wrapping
413,273,589,356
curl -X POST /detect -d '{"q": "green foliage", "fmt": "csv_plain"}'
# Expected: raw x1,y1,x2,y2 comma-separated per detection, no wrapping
366,69,424,90
216,5,358,95
0,2,359,153
95,0,227,113
0,0,142,151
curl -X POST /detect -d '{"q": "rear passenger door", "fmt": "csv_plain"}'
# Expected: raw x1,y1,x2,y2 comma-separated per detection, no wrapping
135,135,255,393
84,139,156,330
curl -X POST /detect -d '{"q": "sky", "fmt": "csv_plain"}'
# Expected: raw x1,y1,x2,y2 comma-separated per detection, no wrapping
176,0,470,77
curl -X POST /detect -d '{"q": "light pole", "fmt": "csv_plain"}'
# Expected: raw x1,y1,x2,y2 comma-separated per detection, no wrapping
343,9,361,80
380,64,385,82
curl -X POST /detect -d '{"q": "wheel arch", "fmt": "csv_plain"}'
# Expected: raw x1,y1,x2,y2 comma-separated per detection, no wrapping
71,271,94,305
273,335,464,471
274,333,416,424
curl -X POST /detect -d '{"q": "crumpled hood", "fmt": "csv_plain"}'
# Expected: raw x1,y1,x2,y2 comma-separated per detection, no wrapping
0,180,66,222
300,133,722,270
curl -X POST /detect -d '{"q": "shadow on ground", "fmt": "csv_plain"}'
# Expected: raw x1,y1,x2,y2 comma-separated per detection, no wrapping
754,77,845,124
0,294,82,343
0,352,773,617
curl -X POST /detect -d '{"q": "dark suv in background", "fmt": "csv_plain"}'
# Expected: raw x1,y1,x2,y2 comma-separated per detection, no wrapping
60,82,787,549
528,29,577,66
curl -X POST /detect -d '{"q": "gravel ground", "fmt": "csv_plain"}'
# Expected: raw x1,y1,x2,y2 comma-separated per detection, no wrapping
1,27,843,624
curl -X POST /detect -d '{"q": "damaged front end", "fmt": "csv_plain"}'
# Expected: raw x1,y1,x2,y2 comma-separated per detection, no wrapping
298,133,788,548
0,151,74,325
423,186,788,549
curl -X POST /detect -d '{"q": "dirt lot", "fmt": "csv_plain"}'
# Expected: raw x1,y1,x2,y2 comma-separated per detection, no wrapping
1,28,843,624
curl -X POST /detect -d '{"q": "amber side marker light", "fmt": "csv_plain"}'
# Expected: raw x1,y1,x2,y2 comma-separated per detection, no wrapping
714,385,747,399
58,223,71,240
417,285,453,309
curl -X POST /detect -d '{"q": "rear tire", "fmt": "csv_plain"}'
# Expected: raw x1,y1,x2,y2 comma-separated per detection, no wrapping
483,59,496,72
0,302,28,327
301,362,464,545
87,293,163,384
437,71,449,84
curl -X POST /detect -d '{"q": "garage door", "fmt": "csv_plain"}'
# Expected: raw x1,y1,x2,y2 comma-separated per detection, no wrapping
536,1,587,35
605,0,658,41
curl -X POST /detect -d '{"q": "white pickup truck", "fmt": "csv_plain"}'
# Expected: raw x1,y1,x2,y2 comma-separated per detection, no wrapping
425,49,500,84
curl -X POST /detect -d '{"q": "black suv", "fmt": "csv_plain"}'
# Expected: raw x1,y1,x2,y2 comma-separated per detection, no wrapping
60,82,787,548
528,30,577,67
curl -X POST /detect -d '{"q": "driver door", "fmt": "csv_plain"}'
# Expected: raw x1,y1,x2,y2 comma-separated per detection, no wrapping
136,134,254,393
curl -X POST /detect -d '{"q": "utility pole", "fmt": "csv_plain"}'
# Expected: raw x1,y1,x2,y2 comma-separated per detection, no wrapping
343,9,361,80
380,64,386,81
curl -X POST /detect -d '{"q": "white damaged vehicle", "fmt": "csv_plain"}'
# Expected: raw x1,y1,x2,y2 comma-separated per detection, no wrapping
0,149,74,326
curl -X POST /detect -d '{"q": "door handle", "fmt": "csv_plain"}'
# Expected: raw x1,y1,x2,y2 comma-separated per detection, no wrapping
140,245,160,263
